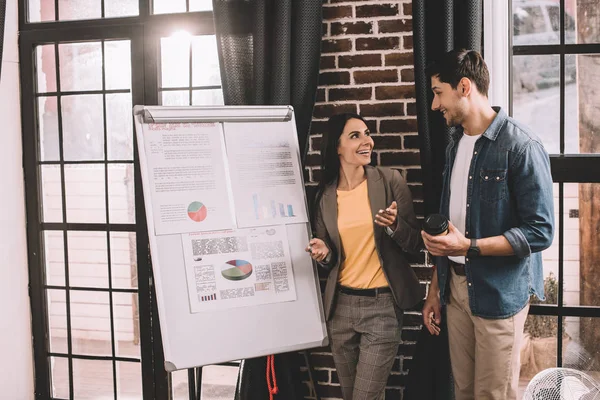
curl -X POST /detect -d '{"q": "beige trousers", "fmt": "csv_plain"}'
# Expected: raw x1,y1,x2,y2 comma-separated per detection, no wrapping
446,268,529,400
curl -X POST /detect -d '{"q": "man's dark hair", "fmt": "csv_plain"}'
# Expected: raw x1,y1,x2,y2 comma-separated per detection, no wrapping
425,49,490,97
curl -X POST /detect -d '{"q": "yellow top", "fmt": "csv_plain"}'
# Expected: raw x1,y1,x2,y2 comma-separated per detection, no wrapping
336,179,388,288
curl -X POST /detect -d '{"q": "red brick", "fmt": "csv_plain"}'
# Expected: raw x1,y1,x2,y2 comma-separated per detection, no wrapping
401,68,415,82
379,18,413,33
405,167,423,183
356,37,400,51
323,5,352,20
372,134,403,149
320,55,336,70
403,2,413,15
310,135,322,152
407,101,417,115
310,121,328,136
380,118,418,133
380,151,420,166
313,103,357,119
354,69,398,84
322,22,328,37
403,35,414,49
375,85,415,100
360,103,405,117
338,54,382,68
385,52,414,66
356,4,399,18
331,21,373,36
315,88,326,102
319,71,350,85
329,87,372,101
404,134,422,149
322,38,352,53
304,153,322,167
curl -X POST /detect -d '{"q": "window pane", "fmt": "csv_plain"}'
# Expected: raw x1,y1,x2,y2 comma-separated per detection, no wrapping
201,365,238,400
109,164,135,224
41,165,63,223
110,232,138,290
117,361,142,398
29,0,55,22
520,315,558,386
105,41,132,90
38,97,60,161
189,0,212,12
59,43,103,92
565,317,600,373
64,164,106,223
47,289,68,353
191,35,221,87
564,183,600,307
192,89,224,106
106,93,134,160
36,45,57,93
73,359,114,399
105,0,139,18
62,95,105,161
113,293,140,358
161,34,191,88
540,182,559,306
50,356,70,399
153,0,186,14
571,1,600,45
162,90,190,106
70,290,112,356
512,54,560,154
568,53,600,154
513,4,558,45
68,231,108,289
58,0,101,21
171,369,190,399
44,230,65,286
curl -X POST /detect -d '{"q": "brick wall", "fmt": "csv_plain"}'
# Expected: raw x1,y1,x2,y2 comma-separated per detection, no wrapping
301,1,432,399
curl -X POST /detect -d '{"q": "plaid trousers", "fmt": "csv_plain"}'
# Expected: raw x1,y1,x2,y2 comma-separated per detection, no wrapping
327,290,403,400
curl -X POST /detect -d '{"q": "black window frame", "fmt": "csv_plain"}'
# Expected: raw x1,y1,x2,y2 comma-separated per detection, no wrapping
509,0,600,367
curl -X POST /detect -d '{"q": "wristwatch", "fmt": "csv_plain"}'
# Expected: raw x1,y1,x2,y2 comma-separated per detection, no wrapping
466,238,481,259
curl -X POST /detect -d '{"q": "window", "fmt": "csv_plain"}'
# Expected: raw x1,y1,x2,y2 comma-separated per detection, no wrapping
486,0,600,395
20,1,239,399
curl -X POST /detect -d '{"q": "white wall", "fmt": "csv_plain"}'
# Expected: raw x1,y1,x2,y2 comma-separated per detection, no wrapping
0,0,35,397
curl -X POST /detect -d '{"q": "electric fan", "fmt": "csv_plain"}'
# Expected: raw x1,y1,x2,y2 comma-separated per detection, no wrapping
523,367,600,400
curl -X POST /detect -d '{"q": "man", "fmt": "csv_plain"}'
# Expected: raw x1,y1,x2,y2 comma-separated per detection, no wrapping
421,49,554,400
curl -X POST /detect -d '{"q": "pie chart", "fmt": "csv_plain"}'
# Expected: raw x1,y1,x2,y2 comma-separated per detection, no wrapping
187,201,207,222
221,260,253,281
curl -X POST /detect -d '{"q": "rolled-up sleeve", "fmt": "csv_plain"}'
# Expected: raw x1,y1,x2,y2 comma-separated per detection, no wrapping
504,140,554,258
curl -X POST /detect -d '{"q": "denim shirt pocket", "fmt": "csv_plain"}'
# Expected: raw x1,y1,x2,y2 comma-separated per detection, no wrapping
480,169,508,203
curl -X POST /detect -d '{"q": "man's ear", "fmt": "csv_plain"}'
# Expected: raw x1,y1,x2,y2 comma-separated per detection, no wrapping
459,77,472,97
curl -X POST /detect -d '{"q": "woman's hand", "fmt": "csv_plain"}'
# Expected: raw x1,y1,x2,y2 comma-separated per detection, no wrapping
375,201,398,230
305,238,330,263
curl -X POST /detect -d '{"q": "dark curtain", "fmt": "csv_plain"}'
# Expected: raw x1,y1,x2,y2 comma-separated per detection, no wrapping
211,2,323,399
406,1,482,399
0,0,6,79
212,0,323,164
413,0,482,215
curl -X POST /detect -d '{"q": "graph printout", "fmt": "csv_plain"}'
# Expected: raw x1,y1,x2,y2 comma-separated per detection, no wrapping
223,122,309,228
181,225,297,313
143,122,236,235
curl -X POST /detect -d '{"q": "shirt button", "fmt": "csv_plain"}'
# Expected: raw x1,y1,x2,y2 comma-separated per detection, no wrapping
465,231,469,235
467,204,470,207
496,177,500,180
469,176,472,180
474,151,478,155
468,283,472,287
485,176,489,179
465,258,469,262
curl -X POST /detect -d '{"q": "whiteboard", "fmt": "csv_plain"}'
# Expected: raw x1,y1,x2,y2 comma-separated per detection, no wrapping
133,105,327,371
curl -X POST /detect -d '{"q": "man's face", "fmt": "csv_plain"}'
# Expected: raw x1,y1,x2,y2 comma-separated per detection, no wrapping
430,75,466,127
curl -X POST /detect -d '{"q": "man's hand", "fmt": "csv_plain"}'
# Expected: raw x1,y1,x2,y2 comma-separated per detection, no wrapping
421,221,470,257
422,291,442,336
305,238,330,263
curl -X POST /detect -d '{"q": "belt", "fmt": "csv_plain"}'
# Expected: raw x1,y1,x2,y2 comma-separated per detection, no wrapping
449,260,466,276
338,285,392,297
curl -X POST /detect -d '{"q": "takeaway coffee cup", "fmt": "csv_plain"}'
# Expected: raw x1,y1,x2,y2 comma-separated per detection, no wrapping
423,214,449,236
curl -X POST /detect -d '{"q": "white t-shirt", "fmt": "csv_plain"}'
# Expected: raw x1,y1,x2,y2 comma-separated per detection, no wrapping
449,133,481,264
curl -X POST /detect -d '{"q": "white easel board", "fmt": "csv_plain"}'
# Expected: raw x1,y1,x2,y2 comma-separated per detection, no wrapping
133,105,328,371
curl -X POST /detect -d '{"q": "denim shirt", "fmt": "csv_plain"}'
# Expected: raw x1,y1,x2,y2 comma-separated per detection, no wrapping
435,107,554,319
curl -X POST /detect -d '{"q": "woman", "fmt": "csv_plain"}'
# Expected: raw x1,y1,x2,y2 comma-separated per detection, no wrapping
306,113,423,400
